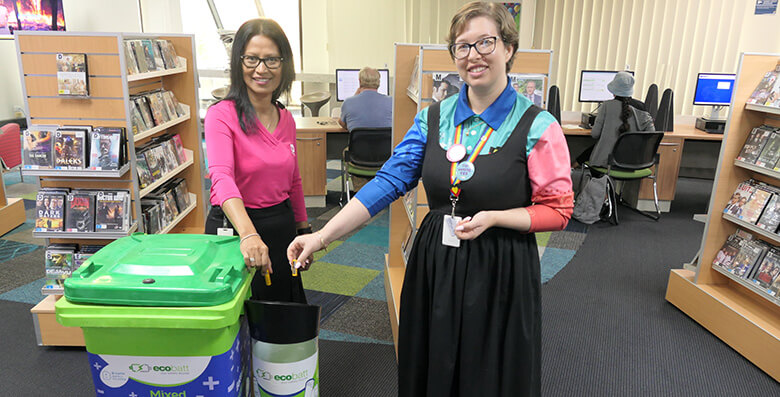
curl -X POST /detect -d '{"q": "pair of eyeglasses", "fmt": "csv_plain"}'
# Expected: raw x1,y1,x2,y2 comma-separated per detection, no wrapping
240,55,283,69
449,36,498,60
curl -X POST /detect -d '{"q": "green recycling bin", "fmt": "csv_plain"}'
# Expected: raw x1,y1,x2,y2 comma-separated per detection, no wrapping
56,233,253,397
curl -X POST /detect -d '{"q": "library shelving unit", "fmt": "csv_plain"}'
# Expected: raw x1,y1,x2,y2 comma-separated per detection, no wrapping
385,44,553,353
15,31,206,346
0,172,25,236
665,52,780,381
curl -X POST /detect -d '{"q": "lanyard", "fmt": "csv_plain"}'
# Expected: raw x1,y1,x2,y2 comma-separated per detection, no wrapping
448,121,494,215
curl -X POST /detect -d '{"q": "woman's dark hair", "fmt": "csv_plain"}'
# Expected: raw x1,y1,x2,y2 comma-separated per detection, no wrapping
224,18,295,135
617,96,632,134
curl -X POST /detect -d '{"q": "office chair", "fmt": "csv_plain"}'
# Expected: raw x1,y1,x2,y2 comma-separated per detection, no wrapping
0,123,23,182
340,127,392,205
547,85,562,123
655,89,674,132
584,131,664,224
644,84,659,120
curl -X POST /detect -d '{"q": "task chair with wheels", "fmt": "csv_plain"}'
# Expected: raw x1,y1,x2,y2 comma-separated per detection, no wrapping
340,127,392,206
655,89,674,132
547,85,562,123
584,131,664,224
644,84,659,121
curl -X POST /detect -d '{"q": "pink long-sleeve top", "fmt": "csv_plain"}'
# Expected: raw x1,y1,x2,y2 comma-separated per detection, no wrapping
204,100,307,223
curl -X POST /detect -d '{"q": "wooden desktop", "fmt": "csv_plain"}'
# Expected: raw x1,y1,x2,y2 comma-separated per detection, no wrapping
562,123,724,212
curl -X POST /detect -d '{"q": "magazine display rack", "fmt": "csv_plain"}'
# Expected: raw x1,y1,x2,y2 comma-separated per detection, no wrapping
15,32,206,346
385,44,553,353
665,52,780,381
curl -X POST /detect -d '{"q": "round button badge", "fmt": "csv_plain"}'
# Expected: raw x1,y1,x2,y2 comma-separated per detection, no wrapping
455,162,476,181
446,143,467,162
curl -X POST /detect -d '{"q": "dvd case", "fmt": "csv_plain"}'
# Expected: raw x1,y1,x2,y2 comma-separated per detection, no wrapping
56,53,89,97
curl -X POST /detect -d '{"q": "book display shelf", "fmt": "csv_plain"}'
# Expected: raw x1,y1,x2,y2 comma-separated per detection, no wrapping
15,32,206,346
385,44,553,353
665,53,780,381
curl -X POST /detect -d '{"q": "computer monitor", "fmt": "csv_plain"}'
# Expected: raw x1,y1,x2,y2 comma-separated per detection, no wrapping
693,73,735,120
336,69,390,101
578,70,635,103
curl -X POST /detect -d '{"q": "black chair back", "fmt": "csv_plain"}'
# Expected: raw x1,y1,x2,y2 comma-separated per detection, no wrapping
610,132,664,170
644,84,659,120
347,127,392,168
656,89,674,132
547,85,561,123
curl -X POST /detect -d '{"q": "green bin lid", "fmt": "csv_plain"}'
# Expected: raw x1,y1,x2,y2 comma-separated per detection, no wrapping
64,233,248,307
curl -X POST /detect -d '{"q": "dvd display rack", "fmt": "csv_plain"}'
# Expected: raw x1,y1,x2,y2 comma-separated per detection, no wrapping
15,32,206,346
385,44,553,353
665,52,780,381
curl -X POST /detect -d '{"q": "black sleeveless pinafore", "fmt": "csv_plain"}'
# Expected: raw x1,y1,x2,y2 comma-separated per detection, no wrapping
397,102,543,396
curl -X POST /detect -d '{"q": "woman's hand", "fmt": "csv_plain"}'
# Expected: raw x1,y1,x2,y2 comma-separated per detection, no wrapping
287,232,326,271
241,235,272,275
454,211,496,240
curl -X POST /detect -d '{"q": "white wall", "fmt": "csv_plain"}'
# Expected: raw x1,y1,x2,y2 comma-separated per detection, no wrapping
0,0,187,120
534,0,780,116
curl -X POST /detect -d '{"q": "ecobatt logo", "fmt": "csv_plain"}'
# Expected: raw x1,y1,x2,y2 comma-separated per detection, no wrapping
254,352,318,396
95,354,210,389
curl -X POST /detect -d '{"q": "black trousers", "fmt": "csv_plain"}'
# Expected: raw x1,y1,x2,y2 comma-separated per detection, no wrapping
205,200,306,304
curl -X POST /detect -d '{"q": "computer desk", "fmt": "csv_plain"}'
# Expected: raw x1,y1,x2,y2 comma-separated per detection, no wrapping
294,116,347,207
562,123,723,212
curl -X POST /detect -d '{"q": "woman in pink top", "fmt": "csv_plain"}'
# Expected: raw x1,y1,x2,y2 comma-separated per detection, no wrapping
204,18,310,303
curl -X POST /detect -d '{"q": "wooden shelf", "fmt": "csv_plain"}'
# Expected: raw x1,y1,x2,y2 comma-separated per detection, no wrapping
34,221,138,239
158,193,197,234
745,103,780,116
711,264,780,307
722,213,780,245
31,295,84,346
666,53,780,382
132,103,191,142
22,162,131,178
138,149,193,198
126,57,187,81
384,254,403,354
733,159,780,180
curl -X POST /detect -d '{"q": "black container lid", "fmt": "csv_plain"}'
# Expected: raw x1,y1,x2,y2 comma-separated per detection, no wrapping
245,300,321,344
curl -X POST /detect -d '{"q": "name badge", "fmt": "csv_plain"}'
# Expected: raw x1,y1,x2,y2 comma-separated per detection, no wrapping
217,227,234,236
442,215,461,247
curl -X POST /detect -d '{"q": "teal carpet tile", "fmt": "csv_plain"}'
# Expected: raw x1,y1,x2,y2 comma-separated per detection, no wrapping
319,329,393,345
345,225,389,248
319,241,388,271
355,272,387,301
0,277,46,305
367,209,390,228
541,247,577,284
0,239,41,262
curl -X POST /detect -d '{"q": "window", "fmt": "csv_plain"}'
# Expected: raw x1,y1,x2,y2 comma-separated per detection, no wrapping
180,0,302,115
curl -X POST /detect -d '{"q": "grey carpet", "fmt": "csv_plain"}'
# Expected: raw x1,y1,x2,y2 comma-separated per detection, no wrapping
0,247,45,294
541,177,779,395
0,298,398,396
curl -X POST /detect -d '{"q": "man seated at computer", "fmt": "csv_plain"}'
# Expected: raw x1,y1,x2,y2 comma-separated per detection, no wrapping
337,67,392,131
575,71,652,167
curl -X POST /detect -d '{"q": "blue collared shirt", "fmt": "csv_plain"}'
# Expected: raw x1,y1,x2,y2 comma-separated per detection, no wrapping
355,77,558,216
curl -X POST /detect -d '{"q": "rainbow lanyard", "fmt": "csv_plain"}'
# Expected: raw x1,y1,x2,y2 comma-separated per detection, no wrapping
449,121,494,198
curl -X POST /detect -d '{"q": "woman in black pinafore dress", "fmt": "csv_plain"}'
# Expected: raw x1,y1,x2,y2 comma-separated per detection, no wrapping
287,2,574,395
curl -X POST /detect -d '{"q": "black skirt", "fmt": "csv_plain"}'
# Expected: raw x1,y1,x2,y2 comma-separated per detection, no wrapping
205,200,306,304
398,211,541,396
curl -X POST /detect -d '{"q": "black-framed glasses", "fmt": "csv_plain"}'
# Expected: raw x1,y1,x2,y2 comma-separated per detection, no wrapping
240,55,283,69
449,36,498,60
